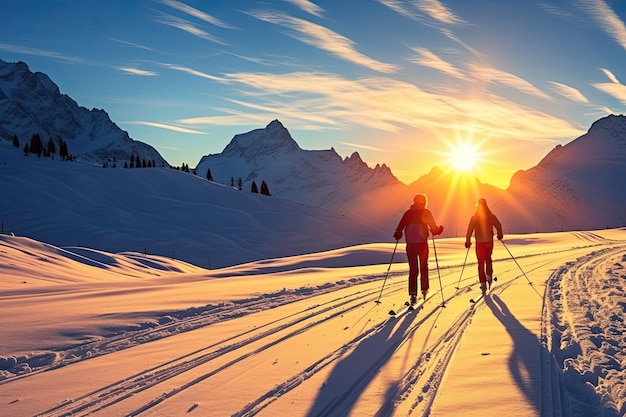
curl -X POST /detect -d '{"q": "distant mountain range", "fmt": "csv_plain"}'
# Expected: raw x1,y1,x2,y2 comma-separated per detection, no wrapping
195,119,398,209
1,57,625,251
197,115,626,236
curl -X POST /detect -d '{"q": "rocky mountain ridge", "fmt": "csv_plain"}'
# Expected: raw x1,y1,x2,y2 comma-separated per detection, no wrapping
0,59,166,166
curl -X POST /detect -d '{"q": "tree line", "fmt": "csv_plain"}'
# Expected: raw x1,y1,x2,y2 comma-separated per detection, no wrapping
206,168,271,196
11,133,272,196
15,133,73,160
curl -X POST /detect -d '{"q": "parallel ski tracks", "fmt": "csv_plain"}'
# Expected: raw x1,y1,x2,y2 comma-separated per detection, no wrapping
26,239,619,417
35,282,408,417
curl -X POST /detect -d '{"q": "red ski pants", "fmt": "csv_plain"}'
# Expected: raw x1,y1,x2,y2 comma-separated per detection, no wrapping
406,242,429,294
475,242,494,283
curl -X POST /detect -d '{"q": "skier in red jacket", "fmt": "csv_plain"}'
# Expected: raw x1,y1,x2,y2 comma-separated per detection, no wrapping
394,193,444,304
464,198,503,294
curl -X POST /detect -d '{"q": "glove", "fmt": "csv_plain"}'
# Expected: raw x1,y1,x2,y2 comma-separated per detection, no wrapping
464,241,471,249
393,230,402,241
436,225,444,235
497,234,503,240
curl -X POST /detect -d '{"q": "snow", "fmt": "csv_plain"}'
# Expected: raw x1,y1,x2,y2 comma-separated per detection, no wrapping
1,225,626,415
1,136,626,416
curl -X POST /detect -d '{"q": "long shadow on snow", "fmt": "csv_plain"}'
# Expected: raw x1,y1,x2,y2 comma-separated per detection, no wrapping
485,294,545,415
304,308,415,417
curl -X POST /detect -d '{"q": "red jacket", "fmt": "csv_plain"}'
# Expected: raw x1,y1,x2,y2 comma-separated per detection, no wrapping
395,205,441,243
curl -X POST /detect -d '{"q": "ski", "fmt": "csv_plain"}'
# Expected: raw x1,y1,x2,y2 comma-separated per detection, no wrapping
389,298,425,317
469,293,484,304
470,277,496,303
389,301,410,317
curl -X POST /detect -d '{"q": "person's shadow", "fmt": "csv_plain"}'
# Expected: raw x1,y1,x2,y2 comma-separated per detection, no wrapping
304,310,415,417
485,294,544,413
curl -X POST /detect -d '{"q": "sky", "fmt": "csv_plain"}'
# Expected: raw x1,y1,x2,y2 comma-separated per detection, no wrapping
2,0,626,188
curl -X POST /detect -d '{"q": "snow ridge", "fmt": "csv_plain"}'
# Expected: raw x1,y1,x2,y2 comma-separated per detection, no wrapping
0,58,167,166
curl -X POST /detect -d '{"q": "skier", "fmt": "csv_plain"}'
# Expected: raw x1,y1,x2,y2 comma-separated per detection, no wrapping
394,193,444,305
464,198,503,294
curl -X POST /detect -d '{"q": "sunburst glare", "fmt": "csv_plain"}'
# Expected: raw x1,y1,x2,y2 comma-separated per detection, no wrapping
445,139,482,174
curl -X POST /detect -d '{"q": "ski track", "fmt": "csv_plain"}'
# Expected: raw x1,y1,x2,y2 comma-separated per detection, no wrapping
543,245,626,417
32,280,410,417
2,231,622,416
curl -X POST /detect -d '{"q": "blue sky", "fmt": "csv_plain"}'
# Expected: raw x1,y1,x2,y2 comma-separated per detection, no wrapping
2,0,625,188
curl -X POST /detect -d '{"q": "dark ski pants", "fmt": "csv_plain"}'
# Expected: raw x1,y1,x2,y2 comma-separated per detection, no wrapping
475,241,494,282
406,242,429,294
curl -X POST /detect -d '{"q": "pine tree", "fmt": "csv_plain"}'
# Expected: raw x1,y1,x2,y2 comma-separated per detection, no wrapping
47,138,56,156
230,177,234,187
12,134,19,148
206,169,213,181
260,180,271,196
238,177,243,191
30,133,43,156
59,139,69,160
251,181,258,193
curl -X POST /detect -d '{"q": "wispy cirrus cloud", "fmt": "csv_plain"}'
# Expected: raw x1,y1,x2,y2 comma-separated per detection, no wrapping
172,69,582,142
407,47,465,79
549,81,589,103
376,0,416,20
579,0,626,52
116,67,158,76
159,0,233,28
111,39,155,51
467,62,551,99
415,0,464,24
154,14,225,44
593,68,626,105
0,42,84,64
376,0,463,24
283,0,324,17
160,63,224,82
339,142,387,152
246,10,398,73
125,121,207,134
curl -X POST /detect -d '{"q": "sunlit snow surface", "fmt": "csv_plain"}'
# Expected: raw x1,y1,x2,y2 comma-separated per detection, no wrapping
1,229,625,417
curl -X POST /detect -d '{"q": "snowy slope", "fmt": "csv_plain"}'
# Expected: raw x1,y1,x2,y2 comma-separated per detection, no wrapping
0,59,167,167
505,114,626,231
0,141,388,268
1,229,625,416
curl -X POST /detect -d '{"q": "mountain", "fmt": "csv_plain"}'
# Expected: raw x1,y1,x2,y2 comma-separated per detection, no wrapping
194,120,507,236
195,115,626,238
0,140,389,268
195,120,399,209
0,59,167,167
501,114,626,232
1,56,624,259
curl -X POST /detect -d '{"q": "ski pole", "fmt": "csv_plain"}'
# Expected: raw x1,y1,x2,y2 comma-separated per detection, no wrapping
455,245,470,289
500,240,532,285
431,234,445,306
375,240,399,304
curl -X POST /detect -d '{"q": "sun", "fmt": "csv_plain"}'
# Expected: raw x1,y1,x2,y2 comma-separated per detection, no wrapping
446,140,481,173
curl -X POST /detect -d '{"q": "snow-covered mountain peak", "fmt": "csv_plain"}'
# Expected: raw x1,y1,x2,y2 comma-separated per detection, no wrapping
0,58,167,166
536,114,626,171
196,121,400,209
222,119,302,160
0,61,52,95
